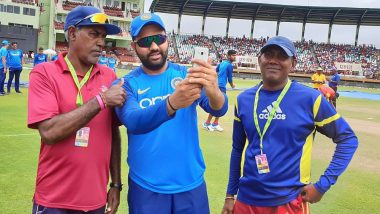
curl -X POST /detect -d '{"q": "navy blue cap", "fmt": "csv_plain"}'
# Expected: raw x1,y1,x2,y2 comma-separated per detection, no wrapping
64,6,121,35
1,40,9,45
260,36,297,57
130,13,165,39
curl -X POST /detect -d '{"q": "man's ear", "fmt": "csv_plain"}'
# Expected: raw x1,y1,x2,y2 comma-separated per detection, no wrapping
131,42,137,51
67,27,78,42
291,57,297,71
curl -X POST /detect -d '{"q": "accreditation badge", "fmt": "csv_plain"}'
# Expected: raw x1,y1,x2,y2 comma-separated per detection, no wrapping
75,127,90,147
255,154,270,174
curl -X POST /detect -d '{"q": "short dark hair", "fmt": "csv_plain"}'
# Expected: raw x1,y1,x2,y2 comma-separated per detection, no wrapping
227,50,237,56
11,42,17,45
39,47,44,51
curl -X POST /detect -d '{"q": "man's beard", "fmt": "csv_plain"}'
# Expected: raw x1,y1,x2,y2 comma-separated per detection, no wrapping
137,49,168,71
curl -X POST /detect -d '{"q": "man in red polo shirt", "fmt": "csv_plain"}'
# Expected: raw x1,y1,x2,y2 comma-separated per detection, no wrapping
28,6,126,214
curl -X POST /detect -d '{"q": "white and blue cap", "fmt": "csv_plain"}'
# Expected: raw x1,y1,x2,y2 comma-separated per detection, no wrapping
260,36,297,57
130,13,166,39
1,40,9,45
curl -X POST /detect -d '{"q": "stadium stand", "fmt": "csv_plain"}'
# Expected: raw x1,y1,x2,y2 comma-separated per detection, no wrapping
103,5,124,18
12,0,36,5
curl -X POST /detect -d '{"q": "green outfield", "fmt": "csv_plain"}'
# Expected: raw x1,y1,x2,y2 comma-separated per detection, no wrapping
0,68,379,213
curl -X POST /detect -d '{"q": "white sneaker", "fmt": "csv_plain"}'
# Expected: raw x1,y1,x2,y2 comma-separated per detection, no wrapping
212,124,224,132
203,123,214,131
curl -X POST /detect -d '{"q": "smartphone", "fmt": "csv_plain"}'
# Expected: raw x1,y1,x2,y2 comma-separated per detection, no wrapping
192,47,209,67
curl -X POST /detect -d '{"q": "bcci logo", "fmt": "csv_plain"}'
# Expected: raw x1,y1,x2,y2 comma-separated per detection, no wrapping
141,13,152,20
171,77,183,89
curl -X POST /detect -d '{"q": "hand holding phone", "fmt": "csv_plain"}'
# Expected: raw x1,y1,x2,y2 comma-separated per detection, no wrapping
192,47,209,67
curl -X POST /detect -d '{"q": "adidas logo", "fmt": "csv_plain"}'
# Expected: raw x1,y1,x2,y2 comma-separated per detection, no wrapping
259,101,286,120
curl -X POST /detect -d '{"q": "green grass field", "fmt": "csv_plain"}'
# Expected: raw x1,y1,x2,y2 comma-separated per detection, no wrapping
0,67,379,213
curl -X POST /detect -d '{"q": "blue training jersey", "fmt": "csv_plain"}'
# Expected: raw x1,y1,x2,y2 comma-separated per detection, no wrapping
114,62,228,194
51,55,58,61
107,57,117,69
227,80,358,206
216,60,233,89
98,56,108,65
34,54,47,66
7,49,23,69
0,47,8,69
329,73,340,88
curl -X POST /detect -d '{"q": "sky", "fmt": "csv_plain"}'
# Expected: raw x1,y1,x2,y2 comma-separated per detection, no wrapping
143,0,380,47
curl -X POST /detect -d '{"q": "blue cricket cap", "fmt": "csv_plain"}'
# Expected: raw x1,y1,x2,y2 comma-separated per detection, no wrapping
64,6,121,35
130,13,166,39
1,40,9,45
260,36,297,57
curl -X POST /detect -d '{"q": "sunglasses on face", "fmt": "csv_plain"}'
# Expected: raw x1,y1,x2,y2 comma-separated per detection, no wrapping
135,34,167,48
74,13,110,26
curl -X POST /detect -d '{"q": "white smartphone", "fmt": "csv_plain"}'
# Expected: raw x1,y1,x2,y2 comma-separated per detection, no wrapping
192,47,209,67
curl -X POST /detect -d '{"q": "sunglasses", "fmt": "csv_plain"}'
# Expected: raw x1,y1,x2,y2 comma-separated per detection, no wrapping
74,13,110,26
135,34,167,48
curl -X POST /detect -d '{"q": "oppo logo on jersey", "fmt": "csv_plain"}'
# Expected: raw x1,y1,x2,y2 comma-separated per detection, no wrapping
139,94,171,109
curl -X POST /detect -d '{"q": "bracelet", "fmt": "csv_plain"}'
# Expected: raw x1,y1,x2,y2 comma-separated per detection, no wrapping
167,96,177,111
95,95,105,110
99,92,107,108
225,196,235,200
109,182,123,191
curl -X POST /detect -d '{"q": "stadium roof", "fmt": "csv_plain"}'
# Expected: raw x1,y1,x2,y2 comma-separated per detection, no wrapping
150,0,380,26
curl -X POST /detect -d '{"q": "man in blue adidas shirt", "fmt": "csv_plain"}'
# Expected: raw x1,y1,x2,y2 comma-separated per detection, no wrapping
6,42,24,94
98,51,108,65
0,40,9,96
204,49,236,132
222,36,358,214
33,47,47,66
115,13,228,214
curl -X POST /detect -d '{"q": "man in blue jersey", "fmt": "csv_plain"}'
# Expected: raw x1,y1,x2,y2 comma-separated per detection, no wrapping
33,47,48,66
327,69,340,108
51,50,59,61
203,49,236,132
98,51,108,65
6,42,24,94
107,52,118,72
0,40,9,96
115,13,228,214
222,36,358,214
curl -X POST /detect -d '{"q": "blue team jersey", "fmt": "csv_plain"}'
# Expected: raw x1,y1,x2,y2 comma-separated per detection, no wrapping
114,62,228,194
329,73,340,88
98,56,108,65
216,60,233,89
107,57,117,69
227,81,358,206
0,47,8,69
34,54,47,66
7,49,23,69
51,55,58,61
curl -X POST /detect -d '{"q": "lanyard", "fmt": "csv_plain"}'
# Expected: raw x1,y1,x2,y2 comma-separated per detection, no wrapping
64,56,93,106
253,80,291,154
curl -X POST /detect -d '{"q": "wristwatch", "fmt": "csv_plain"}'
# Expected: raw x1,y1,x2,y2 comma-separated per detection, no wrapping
109,182,123,191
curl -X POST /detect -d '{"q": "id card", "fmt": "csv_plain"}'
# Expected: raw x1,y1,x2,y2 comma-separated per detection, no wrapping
255,154,270,174
75,127,90,147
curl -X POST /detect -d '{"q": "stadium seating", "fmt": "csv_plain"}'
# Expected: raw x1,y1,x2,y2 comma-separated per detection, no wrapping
103,5,124,18
12,0,36,5
54,21,64,30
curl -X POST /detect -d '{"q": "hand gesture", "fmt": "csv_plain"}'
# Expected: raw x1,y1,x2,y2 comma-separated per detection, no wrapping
105,188,120,214
301,184,323,204
221,198,234,214
187,59,219,98
103,78,127,108
169,78,202,110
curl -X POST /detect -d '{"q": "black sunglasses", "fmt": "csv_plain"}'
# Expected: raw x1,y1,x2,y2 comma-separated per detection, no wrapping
135,34,167,48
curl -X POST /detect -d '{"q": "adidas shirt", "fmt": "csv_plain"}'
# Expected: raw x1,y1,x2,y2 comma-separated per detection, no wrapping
115,62,228,193
227,80,358,206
